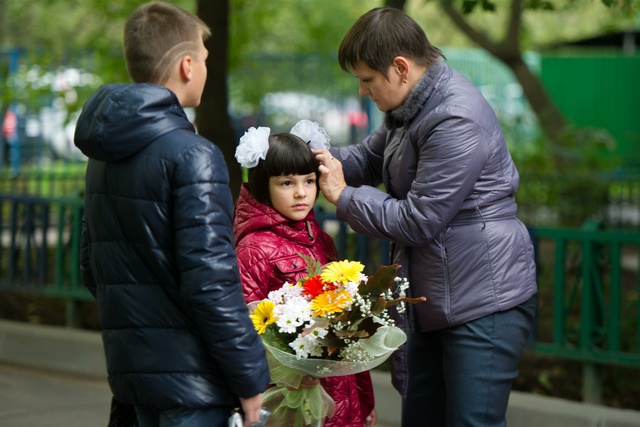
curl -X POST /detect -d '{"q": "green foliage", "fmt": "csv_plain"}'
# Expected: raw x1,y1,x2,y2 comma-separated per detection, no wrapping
262,326,292,353
512,126,620,227
229,0,378,60
425,0,638,51
228,0,378,111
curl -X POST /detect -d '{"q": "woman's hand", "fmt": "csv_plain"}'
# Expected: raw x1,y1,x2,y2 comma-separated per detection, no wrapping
312,149,347,205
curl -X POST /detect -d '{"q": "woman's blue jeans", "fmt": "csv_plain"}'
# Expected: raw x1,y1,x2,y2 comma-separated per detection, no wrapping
402,295,537,427
135,405,231,427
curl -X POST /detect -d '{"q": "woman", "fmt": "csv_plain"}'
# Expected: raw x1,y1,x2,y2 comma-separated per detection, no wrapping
314,7,537,427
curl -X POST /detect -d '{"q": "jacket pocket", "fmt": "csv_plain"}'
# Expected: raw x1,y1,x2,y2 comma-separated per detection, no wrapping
274,255,309,282
442,223,494,322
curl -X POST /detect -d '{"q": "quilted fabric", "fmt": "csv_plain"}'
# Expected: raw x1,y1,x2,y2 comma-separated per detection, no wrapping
234,184,375,425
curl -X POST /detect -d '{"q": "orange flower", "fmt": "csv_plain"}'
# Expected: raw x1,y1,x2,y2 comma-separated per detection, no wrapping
311,289,353,317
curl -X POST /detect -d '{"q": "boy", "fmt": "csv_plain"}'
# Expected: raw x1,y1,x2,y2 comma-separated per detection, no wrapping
74,2,269,426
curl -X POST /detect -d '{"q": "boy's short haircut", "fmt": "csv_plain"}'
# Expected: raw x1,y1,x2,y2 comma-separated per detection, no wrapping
248,133,320,206
124,1,211,84
338,7,444,78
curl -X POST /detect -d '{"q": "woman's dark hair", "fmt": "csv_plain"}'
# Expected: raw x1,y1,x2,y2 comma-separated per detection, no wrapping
247,133,319,205
338,7,444,78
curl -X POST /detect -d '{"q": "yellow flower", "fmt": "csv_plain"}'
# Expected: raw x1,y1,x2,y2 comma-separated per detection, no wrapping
250,300,277,334
311,290,353,317
321,260,365,285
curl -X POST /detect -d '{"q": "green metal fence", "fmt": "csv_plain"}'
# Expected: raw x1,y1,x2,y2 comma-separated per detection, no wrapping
0,193,639,403
0,194,89,300
529,220,640,402
532,222,640,367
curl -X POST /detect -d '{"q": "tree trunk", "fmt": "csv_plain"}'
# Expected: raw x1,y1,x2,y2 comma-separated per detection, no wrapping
196,0,243,202
440,0,568,154
503,56,567,152
386,0,408,10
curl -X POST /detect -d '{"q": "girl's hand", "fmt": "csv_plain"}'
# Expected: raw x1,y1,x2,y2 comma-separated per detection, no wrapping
286,375,320,390
365,408,377,427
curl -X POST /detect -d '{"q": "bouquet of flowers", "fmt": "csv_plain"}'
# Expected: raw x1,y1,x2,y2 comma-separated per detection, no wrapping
249,257,426,427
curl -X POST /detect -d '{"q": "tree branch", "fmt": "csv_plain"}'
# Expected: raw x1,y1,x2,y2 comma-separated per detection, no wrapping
440,0,499,54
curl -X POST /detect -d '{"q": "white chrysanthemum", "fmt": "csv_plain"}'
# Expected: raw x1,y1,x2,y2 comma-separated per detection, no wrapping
290,334,324,359
268,281,303,305
306,326,329,341
275,295,312,334
282,281,304,298
267,287,285,305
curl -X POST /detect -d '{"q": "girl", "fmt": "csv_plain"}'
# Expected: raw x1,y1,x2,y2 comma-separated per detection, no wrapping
234,120,376,427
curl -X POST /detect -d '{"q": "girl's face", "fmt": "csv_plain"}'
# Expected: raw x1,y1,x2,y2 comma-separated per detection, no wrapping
351,60,408,112
269,172,317,221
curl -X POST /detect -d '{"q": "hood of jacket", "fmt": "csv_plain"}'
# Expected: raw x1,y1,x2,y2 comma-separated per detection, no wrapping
74,83,195,162
234,183,319,247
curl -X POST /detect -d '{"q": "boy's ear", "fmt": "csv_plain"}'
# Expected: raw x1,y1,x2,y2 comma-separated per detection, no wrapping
179,55,193,81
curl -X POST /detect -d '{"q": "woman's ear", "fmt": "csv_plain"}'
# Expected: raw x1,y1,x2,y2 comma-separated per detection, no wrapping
393,56,410,80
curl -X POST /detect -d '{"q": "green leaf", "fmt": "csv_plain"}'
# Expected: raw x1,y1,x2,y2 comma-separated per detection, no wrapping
358,264,400,298
296,252,323,276
262,326,292,353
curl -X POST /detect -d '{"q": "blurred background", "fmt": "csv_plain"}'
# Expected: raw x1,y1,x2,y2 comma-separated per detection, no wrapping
1,0,639,416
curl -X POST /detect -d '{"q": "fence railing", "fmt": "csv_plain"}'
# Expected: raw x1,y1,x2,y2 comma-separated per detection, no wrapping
1,194,639,403
0,194,89,325
531,221,640,366
529,220,640,403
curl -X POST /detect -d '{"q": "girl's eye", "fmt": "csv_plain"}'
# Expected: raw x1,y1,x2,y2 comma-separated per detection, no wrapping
281,181,293,187
306,178,316,185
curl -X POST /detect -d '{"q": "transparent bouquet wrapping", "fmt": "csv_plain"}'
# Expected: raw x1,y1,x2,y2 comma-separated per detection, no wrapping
246,260,426,427
260,325,406,427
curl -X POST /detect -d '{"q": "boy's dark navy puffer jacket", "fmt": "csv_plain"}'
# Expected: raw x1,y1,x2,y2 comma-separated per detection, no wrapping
75,83,269,409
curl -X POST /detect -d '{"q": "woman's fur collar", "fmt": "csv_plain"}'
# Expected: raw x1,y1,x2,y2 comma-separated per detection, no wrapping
384,61,445,130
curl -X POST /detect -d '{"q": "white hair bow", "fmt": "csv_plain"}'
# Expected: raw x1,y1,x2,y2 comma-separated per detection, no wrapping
234,119,331,168
290,119,331,150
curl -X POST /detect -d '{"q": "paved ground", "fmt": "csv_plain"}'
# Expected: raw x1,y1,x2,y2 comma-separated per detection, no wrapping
0,363,396,427
3,319,638,427
0,363,112,427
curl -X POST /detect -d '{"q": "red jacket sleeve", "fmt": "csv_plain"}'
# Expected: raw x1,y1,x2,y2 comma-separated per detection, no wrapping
356,371,375,418
236,244,272,303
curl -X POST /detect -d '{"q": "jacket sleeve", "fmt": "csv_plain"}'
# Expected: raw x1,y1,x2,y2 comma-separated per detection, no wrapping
336,106,493,247
172,141,269,398
356,371,375,418
236,243,273,303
